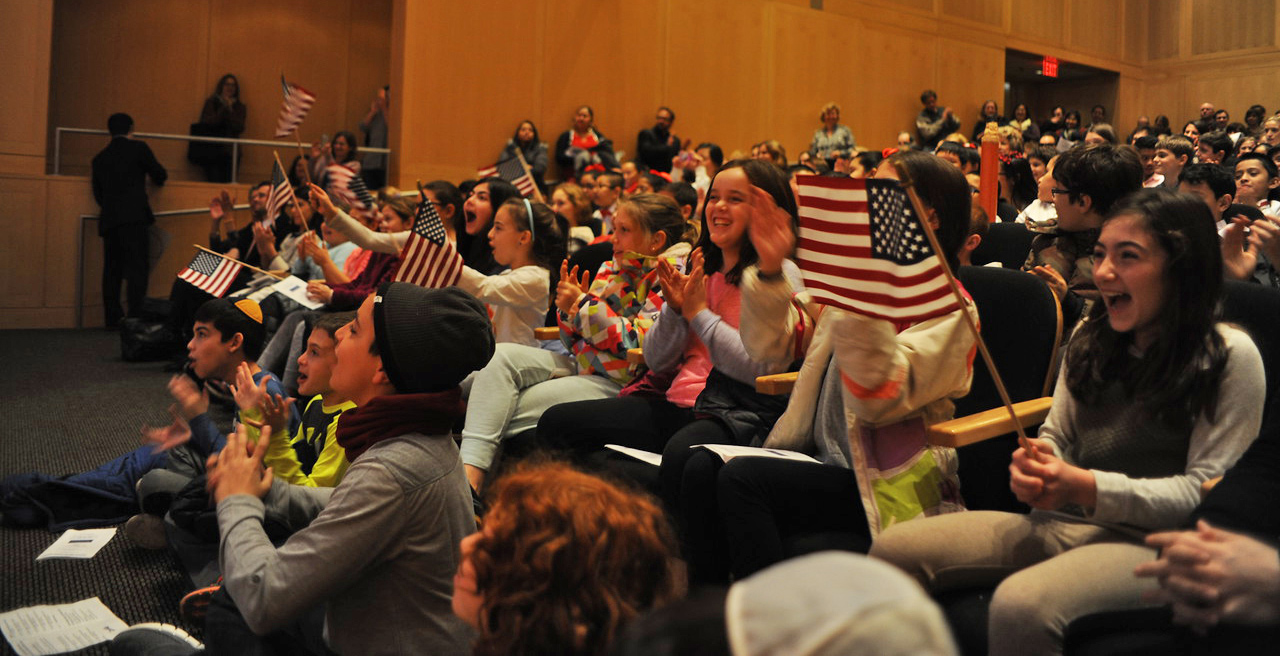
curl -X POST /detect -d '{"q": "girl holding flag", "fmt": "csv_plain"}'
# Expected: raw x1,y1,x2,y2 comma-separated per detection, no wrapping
676,149,977,585
872,189,1265,655
308,180,563,346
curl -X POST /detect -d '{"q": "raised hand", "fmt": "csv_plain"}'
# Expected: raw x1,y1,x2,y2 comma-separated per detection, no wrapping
681,249,708,321
168,374,209,421
1249,216,1280,264
141,404,193,453
209,423,274,503
1220,219,1258,281
656,258,688,313
556,260,588,315
747,186,794,276
307,183,337,219
229,362,268,414
260,393,294,433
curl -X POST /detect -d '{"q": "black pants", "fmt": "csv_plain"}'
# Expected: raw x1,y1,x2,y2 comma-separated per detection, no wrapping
712,458,871,581
102,223,150,325
205,588,333,656
536,395,696,495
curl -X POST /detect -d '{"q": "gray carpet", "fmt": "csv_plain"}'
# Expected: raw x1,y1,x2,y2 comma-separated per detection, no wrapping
0,329,207,654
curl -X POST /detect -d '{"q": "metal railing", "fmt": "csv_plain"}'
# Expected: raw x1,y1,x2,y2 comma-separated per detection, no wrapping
53,127,391,183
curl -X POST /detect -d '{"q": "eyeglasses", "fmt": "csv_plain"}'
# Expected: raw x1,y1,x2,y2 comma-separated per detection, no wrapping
1050,187,1073,197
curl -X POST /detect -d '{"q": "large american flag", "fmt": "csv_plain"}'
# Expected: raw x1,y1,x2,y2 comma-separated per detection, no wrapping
178,250,242,298
477,156,536,197
394,186,464,288
794,176,959,323
274,75,317,138
265,158,292,222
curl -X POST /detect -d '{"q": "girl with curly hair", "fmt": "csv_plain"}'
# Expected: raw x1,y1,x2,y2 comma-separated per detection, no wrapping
452,461,683,655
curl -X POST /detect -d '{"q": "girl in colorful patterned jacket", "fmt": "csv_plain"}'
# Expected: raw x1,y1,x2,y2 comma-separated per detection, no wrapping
460,193,694,491
676,149,978,585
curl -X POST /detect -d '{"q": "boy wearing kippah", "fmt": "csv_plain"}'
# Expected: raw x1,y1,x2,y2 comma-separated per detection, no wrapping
128,298,301,547
199,283,494,655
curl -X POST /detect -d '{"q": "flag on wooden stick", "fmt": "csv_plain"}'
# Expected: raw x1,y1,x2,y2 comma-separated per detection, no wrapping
394,183,464,288
178,250,242,298
274,75,317,138
265,157,292,221
477,156,536,197
794,176,960,323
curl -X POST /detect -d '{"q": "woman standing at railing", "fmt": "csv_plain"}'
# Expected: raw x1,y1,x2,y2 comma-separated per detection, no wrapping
195,73,246,183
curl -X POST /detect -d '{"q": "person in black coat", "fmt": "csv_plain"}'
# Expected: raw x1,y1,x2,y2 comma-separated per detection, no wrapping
91,113,167,327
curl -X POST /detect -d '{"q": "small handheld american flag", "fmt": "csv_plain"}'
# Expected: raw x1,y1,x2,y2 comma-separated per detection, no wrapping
794,176,960,323
265,158,292,222
178,250,242,298
394,184,464,288
274,75,316,138
477,156,536,197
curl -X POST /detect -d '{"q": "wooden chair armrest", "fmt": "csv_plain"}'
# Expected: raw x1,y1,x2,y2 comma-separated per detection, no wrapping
756,372,800,395
926,397,1053,448
534,326,560,340
627,348,645,366
1200,476,1222,498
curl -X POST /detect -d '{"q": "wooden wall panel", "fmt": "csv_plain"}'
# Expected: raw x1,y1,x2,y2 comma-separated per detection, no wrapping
854,24,940,147
1192,0,1274,56
1010,0,1065,44
1147,0,1181,60
770,5,862,161
940,0,1002,27
0,177,49,309
48,0,390,183
936,38,1007,137
0,0,53,173
1069,0,1124,59
659,0,770,160
1124,0,1148,63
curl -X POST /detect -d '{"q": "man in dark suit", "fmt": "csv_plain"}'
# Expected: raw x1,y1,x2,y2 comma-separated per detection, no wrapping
92,113,167,327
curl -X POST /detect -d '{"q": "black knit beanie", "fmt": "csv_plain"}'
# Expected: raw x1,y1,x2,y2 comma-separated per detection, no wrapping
372,282,495,393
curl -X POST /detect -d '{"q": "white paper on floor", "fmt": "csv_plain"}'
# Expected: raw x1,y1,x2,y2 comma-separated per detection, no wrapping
36,528,116,560
0,597,128,656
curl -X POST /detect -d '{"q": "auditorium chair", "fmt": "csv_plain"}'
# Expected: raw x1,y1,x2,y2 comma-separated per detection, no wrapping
1055,280,1280,656
970,221,1036,269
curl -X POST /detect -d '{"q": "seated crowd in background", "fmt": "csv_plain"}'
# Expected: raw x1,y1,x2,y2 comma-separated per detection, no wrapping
67,91,1280,655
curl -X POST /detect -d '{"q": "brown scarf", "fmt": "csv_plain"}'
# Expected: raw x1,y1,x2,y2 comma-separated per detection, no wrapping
335,389,463,461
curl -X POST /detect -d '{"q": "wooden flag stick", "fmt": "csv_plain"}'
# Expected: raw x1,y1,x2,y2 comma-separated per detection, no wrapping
193,244,287,280
273,150,305,218
896,178,1037,458
512,148,546,203
293,129,314,187
978,122,1000,223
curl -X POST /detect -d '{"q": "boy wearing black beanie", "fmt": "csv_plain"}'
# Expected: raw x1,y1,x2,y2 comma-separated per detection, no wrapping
202,283,495,655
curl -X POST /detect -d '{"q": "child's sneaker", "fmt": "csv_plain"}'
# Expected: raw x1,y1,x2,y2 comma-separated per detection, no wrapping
107,622,202,655
124,513,168,550
180,580,222,624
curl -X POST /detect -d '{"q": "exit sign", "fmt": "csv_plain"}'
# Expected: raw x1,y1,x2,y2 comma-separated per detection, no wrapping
1042,56,1059,78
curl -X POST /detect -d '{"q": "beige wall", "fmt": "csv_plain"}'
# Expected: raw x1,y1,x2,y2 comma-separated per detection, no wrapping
12,0,1280,328
48,0,392,183
389,0,1149,186
1136,0,1280,127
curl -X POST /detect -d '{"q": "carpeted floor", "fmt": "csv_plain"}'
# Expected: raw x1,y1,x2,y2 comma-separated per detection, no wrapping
0,329,208,654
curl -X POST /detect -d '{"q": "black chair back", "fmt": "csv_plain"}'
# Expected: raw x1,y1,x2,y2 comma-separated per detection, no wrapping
954,266,1062,513
970,222,1035,269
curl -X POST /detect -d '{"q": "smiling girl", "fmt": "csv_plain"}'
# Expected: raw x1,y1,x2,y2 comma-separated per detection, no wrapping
872,188,1266,656
459,194,694,490
535,159,801,491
